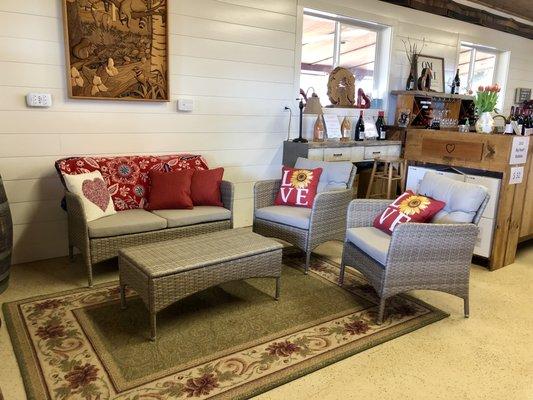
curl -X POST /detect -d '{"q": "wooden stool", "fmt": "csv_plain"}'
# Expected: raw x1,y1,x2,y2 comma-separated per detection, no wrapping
366,157,407,199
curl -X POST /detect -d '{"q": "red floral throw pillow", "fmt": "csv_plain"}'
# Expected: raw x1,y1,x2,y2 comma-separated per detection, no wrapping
55,154,208,210
190,168,224,207
146,170,194,210
275,167,323,208
373,190,446,235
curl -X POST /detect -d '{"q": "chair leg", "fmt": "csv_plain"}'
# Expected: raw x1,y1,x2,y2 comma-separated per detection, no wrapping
304,251,311,274
464,297,470,318
366,161,378,199
86,259,93,287
377,297,387,325
339,261,346,286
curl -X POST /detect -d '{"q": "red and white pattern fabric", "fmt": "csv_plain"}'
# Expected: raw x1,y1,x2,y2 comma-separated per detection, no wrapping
56,154,208,210
373,190,446,235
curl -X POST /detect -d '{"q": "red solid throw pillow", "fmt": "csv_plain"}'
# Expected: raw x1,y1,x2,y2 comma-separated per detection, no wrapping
275,167,323,208
146,169,194,210
190,167,224,207
373,190,446,235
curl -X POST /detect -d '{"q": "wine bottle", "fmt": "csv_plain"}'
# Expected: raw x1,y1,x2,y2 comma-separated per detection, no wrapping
505,106,515,134
355,110,365,141
376,111,386,140
453,69,460,94
516,107,524,135
523,110,533,136
406,72,415,91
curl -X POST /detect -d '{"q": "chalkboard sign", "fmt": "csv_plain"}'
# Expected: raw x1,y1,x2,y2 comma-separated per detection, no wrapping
515,88,531,104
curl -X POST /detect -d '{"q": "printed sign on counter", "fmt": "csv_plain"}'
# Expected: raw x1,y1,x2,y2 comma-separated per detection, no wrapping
323,114,342,139
509,166,524,185
509,136,530,165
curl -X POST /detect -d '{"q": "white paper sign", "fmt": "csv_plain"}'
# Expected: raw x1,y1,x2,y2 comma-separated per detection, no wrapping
364,116,378,139
323,114,342,139
509,136,530,165
509,166,524,185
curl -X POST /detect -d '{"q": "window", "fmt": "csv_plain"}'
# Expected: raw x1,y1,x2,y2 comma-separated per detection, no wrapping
300,11,384,106
458,44,498,92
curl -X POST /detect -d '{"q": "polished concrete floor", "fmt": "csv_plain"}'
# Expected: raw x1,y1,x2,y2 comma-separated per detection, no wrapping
0,240,532,400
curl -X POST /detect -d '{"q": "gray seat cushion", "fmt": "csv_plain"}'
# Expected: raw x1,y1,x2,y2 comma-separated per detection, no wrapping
255,205,311,229
151,206,231,228
346,227,390,266
88,209,167,238
295,157,354,193
418,172,488,224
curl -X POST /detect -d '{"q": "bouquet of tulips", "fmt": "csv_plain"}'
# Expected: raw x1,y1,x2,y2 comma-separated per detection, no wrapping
473,84,500,113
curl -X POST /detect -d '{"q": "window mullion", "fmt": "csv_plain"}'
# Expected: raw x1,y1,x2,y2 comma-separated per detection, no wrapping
468,47,476,90
333,21,341,67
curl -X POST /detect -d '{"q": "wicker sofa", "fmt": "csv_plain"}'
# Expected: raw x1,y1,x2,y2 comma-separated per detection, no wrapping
56,155,234,286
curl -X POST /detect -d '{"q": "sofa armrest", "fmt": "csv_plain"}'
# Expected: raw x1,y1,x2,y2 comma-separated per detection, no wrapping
65,191,90,252
386,222,479,275
220,180,234,227
254,179,282,211
346,199,390,229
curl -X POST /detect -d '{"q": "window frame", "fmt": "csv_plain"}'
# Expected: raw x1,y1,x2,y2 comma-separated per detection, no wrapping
300,9,388,98
459,42,500,91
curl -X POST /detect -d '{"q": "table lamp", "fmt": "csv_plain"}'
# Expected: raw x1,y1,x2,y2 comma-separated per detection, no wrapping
293,88,323,143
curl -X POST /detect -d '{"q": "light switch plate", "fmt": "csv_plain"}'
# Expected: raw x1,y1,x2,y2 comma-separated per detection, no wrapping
26,93,52,108
177,98,194,112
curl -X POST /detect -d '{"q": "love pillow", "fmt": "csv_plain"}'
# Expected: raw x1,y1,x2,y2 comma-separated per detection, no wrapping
275,167,323,208
373,190,445,235
63,171,116,222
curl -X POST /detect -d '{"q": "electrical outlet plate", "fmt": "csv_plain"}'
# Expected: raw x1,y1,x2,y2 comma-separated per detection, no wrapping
177,98,194,112
26,93,52,108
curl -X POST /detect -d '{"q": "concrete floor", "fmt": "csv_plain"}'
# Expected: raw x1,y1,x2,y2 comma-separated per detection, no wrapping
0,241,532,400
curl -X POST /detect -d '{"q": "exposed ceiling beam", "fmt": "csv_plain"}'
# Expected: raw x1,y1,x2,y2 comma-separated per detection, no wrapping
378,0,533,40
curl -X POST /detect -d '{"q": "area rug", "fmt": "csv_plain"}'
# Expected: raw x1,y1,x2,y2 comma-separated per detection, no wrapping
3,253,447,400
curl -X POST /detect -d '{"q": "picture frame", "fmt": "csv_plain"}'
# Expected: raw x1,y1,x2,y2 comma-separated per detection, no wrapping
416,54,445,93
62,0,169,102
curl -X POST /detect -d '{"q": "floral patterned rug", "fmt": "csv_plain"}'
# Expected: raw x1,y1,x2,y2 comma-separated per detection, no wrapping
3,253,447,399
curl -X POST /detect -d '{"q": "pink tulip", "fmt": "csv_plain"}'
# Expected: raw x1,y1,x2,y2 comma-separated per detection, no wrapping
494,83,501,92
478,86,485,92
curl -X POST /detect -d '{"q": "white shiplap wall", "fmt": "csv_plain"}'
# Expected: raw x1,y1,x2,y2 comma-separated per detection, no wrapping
2,0,533,264
0,0,298,264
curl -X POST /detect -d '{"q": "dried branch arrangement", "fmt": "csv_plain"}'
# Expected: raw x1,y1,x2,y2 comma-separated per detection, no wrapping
402,37,427,64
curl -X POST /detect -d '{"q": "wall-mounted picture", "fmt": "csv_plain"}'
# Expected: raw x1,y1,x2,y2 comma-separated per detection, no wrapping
62,0,169,101
416,54,445,93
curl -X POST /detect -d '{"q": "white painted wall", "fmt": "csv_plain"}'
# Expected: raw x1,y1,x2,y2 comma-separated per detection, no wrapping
0,0,298,263
1,0,532,264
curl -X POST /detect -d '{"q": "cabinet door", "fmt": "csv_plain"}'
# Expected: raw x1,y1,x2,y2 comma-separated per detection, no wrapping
308,148,324,161
386,145,402,158
351,147,365,162
464,175,500,219
364,146,389,160
324,148,351,161
474,217,495,258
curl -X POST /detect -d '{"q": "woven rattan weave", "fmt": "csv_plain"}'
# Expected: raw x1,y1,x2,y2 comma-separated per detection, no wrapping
118,228,283,340
65,181,234,287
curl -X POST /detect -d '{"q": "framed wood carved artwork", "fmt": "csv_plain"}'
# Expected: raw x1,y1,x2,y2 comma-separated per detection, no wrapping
416,54,445,93
62,0,169,102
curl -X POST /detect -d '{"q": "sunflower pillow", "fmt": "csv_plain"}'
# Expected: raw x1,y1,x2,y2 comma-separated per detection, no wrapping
275,167,323,208
373,190,446,235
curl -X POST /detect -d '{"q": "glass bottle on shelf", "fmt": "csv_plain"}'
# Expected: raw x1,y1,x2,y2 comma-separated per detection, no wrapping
355,110,365,141
313,115,325,142
406,71,415,91
375,111,386,140
452,69,460,94
340,116,352,142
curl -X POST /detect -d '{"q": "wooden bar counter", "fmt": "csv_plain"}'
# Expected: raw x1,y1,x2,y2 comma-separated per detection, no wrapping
404,129,533,270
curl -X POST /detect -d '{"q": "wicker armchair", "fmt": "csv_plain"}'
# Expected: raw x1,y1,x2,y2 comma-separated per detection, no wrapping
253,166,356,273
66,181,234,286
340,186,489,324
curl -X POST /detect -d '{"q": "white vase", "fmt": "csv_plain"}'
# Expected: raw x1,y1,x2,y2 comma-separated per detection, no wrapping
475,112,495,134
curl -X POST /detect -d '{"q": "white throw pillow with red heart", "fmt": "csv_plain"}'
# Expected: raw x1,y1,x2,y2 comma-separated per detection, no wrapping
63,171,116,221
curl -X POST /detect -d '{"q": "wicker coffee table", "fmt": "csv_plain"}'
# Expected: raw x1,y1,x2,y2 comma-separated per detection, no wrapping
118,228,283,340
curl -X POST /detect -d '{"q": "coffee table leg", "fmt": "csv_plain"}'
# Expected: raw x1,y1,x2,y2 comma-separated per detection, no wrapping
275,277,281,300
120,285,127,310
150,313,157,342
